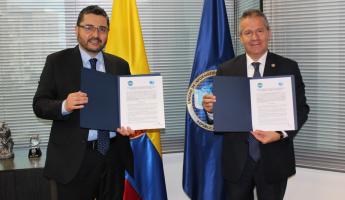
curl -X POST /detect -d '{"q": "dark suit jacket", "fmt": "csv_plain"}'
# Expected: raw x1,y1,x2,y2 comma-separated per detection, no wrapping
217,52,309,183
33,46,134,184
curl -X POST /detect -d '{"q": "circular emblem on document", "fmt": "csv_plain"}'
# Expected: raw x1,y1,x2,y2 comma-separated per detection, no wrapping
257,82,263,88
186,70,216,131
128,80,133,86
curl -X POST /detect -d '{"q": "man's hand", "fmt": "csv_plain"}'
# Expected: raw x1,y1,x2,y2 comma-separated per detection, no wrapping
64,91,88,112
202,94,216,113
251,130,282,144
116,126,135,136
202,94,283,144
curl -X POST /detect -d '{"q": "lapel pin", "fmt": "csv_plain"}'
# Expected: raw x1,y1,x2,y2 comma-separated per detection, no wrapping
271,63,276,68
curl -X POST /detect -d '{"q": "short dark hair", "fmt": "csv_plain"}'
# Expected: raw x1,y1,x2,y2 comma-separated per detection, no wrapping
76,5,109,27
240,9,270,34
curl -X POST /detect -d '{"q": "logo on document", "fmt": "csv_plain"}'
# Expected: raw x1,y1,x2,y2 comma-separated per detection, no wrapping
186,70,216,131
128,80,133,86
257,82,263,88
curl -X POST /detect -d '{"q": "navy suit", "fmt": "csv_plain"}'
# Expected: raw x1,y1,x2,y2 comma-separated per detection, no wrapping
217,52,309,199
33,46,133,198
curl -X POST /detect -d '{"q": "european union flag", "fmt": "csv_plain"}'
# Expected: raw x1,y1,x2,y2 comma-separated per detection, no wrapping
183,0,234,199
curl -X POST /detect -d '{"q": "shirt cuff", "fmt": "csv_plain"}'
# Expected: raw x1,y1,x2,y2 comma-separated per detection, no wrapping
282,131,288,138
206,112,214,120
61,100,72,116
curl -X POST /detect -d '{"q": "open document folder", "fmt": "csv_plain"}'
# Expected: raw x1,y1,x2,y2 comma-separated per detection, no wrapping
213,76,297,132
80,68,165,131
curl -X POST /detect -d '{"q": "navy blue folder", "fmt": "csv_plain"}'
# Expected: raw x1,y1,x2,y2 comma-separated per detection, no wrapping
213,76,252,132
80,68,120,131
213,76,297,132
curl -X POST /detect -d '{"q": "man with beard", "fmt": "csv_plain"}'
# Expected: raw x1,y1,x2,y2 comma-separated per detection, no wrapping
33,5,134,200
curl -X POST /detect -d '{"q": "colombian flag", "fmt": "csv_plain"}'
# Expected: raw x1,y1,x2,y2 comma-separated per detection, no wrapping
105,0,167,200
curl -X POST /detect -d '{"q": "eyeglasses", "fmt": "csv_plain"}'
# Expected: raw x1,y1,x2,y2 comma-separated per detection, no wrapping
78,24,109,34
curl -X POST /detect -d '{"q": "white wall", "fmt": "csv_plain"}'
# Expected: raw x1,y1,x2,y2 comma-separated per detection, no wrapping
163,153,189,200
163,153,345,200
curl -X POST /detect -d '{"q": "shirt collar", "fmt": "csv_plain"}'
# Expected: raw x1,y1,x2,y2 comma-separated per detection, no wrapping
246,51,268,67
246,51,268,77
79,46,104,68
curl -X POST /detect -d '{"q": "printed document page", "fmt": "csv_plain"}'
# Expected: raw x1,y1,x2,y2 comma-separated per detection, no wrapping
250,76,296,131
119,75,165,130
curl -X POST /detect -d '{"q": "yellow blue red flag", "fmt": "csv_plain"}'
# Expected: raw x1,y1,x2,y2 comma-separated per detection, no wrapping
105,0,168,199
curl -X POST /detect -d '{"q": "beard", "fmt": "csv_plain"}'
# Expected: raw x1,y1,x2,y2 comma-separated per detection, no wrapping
77,34,106,54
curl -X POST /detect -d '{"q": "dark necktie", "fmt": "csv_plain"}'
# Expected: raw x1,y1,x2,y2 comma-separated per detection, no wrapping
248,62,261,162
89,58,110,155
89,58,97,70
